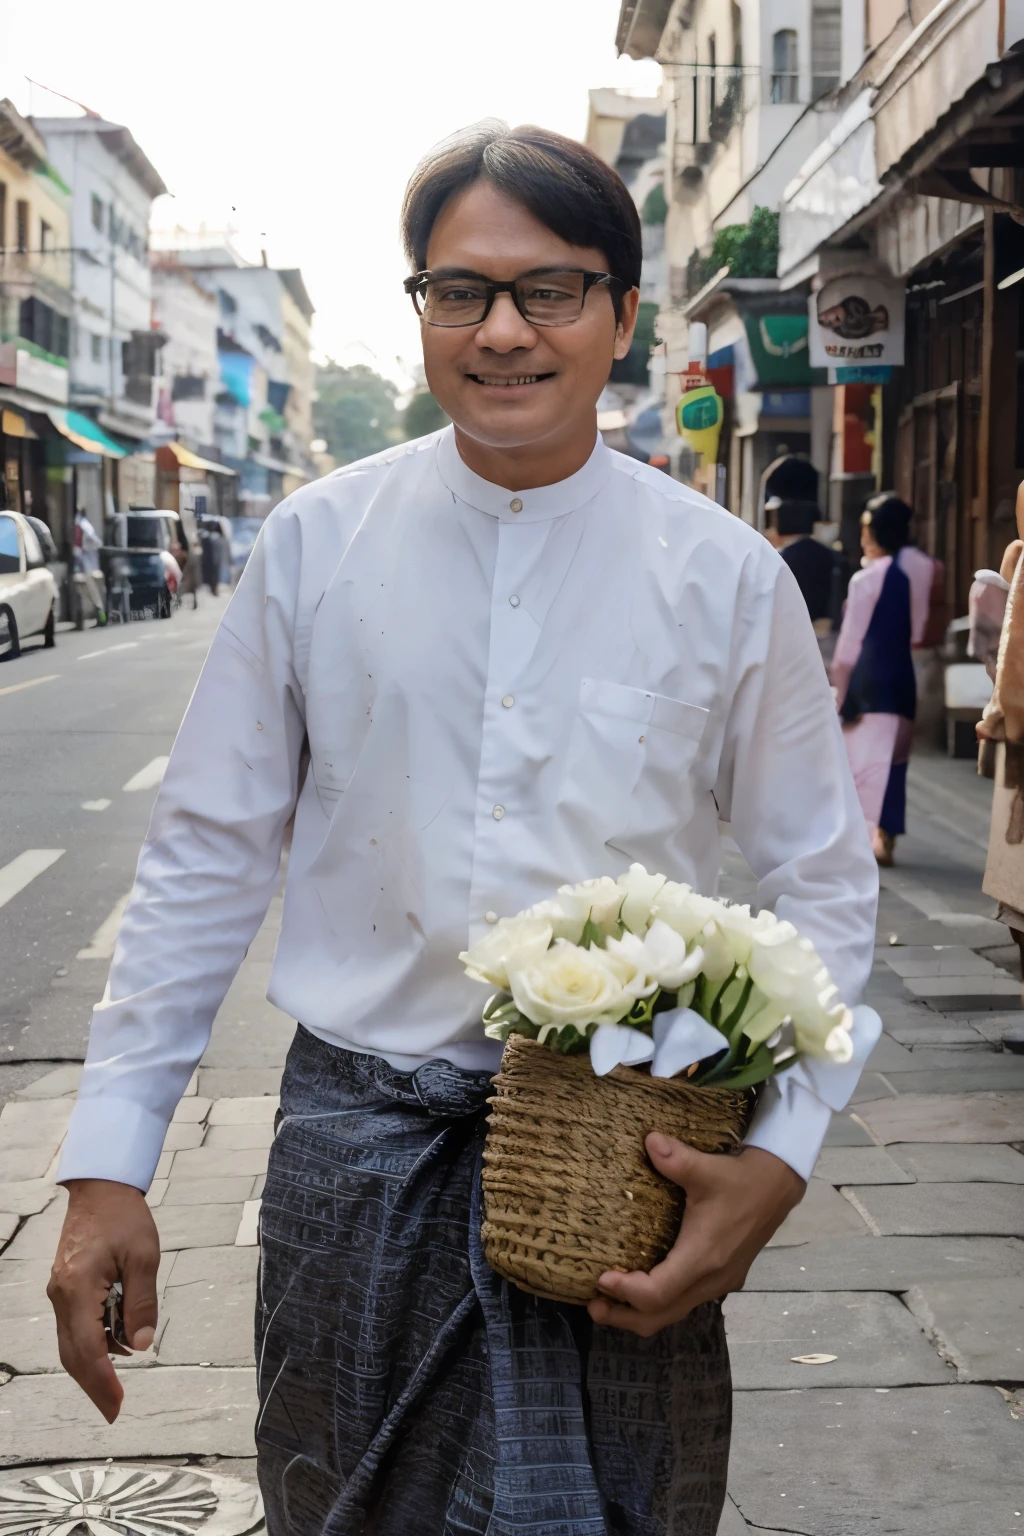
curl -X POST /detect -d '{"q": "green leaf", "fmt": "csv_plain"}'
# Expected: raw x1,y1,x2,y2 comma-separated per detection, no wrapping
482,992,518,1024
710,1043,778,1090
720,976,754,1042
626,991,660,1029
581,916,605,950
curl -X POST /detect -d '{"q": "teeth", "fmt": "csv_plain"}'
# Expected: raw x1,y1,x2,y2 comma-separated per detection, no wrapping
476,375,541,386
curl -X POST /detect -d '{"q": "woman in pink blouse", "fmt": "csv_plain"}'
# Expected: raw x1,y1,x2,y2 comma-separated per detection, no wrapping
832,495,929,865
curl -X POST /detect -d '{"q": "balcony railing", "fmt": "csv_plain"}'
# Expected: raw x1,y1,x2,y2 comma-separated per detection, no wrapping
0,247,73,296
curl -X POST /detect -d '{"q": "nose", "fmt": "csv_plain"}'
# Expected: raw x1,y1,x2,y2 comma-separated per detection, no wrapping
473,291,538,354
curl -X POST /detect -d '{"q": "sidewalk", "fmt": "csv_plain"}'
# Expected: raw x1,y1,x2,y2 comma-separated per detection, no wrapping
1,753,1023,1532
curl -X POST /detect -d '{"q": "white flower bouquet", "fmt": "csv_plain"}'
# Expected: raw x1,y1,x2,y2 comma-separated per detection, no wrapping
462,864,853,1092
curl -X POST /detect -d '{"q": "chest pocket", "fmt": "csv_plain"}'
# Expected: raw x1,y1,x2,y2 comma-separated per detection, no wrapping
557,678,710,848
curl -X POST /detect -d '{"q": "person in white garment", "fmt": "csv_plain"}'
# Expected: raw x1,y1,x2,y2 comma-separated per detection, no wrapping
48,123,879,1536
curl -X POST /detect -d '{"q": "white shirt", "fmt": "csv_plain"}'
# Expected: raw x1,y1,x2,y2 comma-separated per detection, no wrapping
58,428,880,1190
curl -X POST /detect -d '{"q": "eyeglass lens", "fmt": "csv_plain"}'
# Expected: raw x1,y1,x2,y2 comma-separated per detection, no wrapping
419,271,589,326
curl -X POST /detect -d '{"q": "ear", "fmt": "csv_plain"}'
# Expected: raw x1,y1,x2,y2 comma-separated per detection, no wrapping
613,288,641,361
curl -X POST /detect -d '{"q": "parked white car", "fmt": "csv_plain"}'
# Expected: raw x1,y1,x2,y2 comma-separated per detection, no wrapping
0,509,59,659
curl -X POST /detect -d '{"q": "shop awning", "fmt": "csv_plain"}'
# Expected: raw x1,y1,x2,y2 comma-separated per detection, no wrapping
158,441,236,476
47,407,126,459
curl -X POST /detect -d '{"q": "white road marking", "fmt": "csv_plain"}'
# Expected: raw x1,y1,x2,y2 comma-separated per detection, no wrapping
77,642,139,662
80,799,112,812
77,892,131,960
0,849,65,910
122,756,169,793
0,673,60,698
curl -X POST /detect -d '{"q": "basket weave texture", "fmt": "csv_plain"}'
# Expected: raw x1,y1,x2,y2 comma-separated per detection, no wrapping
482,1034,753,1304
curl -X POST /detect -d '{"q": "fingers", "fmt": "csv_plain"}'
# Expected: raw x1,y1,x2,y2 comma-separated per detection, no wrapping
645,1132,717,1192
48,1263,125,1424
122,1242,160,1352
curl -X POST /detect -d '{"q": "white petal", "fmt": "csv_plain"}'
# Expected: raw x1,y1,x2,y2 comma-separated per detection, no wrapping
650,1008,730,1078
590,1023,650,1076
620,1030,655,1066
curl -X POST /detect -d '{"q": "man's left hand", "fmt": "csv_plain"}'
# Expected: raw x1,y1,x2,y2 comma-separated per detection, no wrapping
587,1136,805,1337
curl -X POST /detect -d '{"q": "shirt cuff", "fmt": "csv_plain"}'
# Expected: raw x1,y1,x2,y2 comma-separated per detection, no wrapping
57,1095,171,1193
742,1077,834,1183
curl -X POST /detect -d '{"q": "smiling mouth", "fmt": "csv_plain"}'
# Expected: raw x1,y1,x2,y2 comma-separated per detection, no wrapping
467,372,555,387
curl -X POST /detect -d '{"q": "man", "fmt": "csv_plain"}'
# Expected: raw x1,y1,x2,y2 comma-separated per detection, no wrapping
49,124,879,1535
73,505,107,627
763,456,847,639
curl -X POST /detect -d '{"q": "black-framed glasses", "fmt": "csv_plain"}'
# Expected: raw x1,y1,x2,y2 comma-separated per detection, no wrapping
403,267,626,328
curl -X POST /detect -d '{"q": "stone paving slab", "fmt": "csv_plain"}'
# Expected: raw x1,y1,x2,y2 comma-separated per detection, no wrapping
725,1291,951,1389
970,1014,1024,1043
0,1100,70,1181
857,1091,1024,1143
716,1497,747,1536
849,1072,897,1103
0,1367,259,1462
889,1142,1024,1182
766,1180,871,1247
13,1065,83,1099
204,1124,276,1151
154,1204,245,1251
904,1278,1024,1383
884,948,998,977
881,1062,1024,1094
903,979,1022,1008
821,1112,877,1147
161,1123,206,1153
0,1181,58,1219
844,1182,1024,1236
745,1235,1024,1291
170,1097,213,1124
198,1069,283,1100
729,1386,1024,1535
890,915,1009,947
158,1270,258,1367
812,1147,915,1185
889,1026,990,1047
161,1175,260,1206
166,1245,259,1290
865,1035,914,1070
889,1047,998,1071
170,1147,271,1180
0,1214,17,1249
3,1189,67,1260
208,1097,280,1126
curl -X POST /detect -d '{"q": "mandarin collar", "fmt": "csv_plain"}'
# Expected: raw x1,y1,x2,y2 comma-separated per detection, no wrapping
435,425,611,522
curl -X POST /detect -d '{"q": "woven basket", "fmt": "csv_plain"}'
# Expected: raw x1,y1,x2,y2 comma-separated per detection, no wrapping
481,1033,753,1304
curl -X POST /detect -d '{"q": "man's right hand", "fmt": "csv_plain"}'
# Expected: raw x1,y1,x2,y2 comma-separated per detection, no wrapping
47,1179,161,1423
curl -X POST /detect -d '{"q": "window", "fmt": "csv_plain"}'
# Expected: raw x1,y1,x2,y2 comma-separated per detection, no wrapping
771,29,799,103
22,523,44,570
91,333,103,364
40,219,51,252
811,0,841,97
15,199,29,254
91,193,104,232
708,33,717,123
0,515,20,575
18,297,68,358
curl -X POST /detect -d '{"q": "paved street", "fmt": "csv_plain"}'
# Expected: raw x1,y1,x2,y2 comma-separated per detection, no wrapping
2,613,1024,1531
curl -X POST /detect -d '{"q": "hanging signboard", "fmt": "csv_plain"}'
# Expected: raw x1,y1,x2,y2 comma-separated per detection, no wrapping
809,272,905,368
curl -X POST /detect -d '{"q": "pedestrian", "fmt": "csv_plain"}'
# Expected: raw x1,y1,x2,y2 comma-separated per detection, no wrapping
47,123,879,1536
73,505,107,627
199,523,221,595
832,493,925,866
762,457,847,655
978,480,1024,1002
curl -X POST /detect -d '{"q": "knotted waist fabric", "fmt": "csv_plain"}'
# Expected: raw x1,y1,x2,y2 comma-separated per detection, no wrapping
255,1025,732,1535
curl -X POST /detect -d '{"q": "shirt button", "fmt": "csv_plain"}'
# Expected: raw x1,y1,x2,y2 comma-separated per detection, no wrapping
492,804,505,821
509,594,520,608
502,694,515,708
510,498,523,513
485,910,498,924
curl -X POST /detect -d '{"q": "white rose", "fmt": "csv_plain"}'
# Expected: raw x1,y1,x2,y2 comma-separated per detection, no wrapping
506,938,647,1029
649,882,718,943
522,897,586,944
459,916,552,990
615,863,667,934
607,920,705,991
554,876,624,938
747,923,851,1060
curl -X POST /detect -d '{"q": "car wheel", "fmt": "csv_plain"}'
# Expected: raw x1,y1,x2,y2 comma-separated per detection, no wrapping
43,604,56,648
158,591,172,619
0,605,20,660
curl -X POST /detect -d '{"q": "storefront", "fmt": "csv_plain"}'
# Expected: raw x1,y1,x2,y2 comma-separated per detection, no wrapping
155,442,237,521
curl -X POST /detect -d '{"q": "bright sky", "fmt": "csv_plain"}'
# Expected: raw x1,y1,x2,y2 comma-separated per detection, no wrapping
4,0,660,386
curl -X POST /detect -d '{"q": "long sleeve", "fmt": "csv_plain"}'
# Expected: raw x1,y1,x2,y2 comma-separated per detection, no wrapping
831,559,885,709
715,559,881,1181
58,515,307,1190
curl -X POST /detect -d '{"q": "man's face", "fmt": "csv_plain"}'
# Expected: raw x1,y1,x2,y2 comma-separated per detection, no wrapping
419,180,638,453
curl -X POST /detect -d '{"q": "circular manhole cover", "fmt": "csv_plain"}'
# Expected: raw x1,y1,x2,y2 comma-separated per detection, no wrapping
0,1464,263,1535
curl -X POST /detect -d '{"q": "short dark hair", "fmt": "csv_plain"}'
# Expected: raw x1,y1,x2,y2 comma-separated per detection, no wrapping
764,454,819,504
863,492,912,555
401,121,642,315
769,497,818,537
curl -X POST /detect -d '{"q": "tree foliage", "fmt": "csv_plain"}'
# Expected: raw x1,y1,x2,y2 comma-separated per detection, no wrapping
312,362,401,464
687,206,780,297
403,391,450,439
